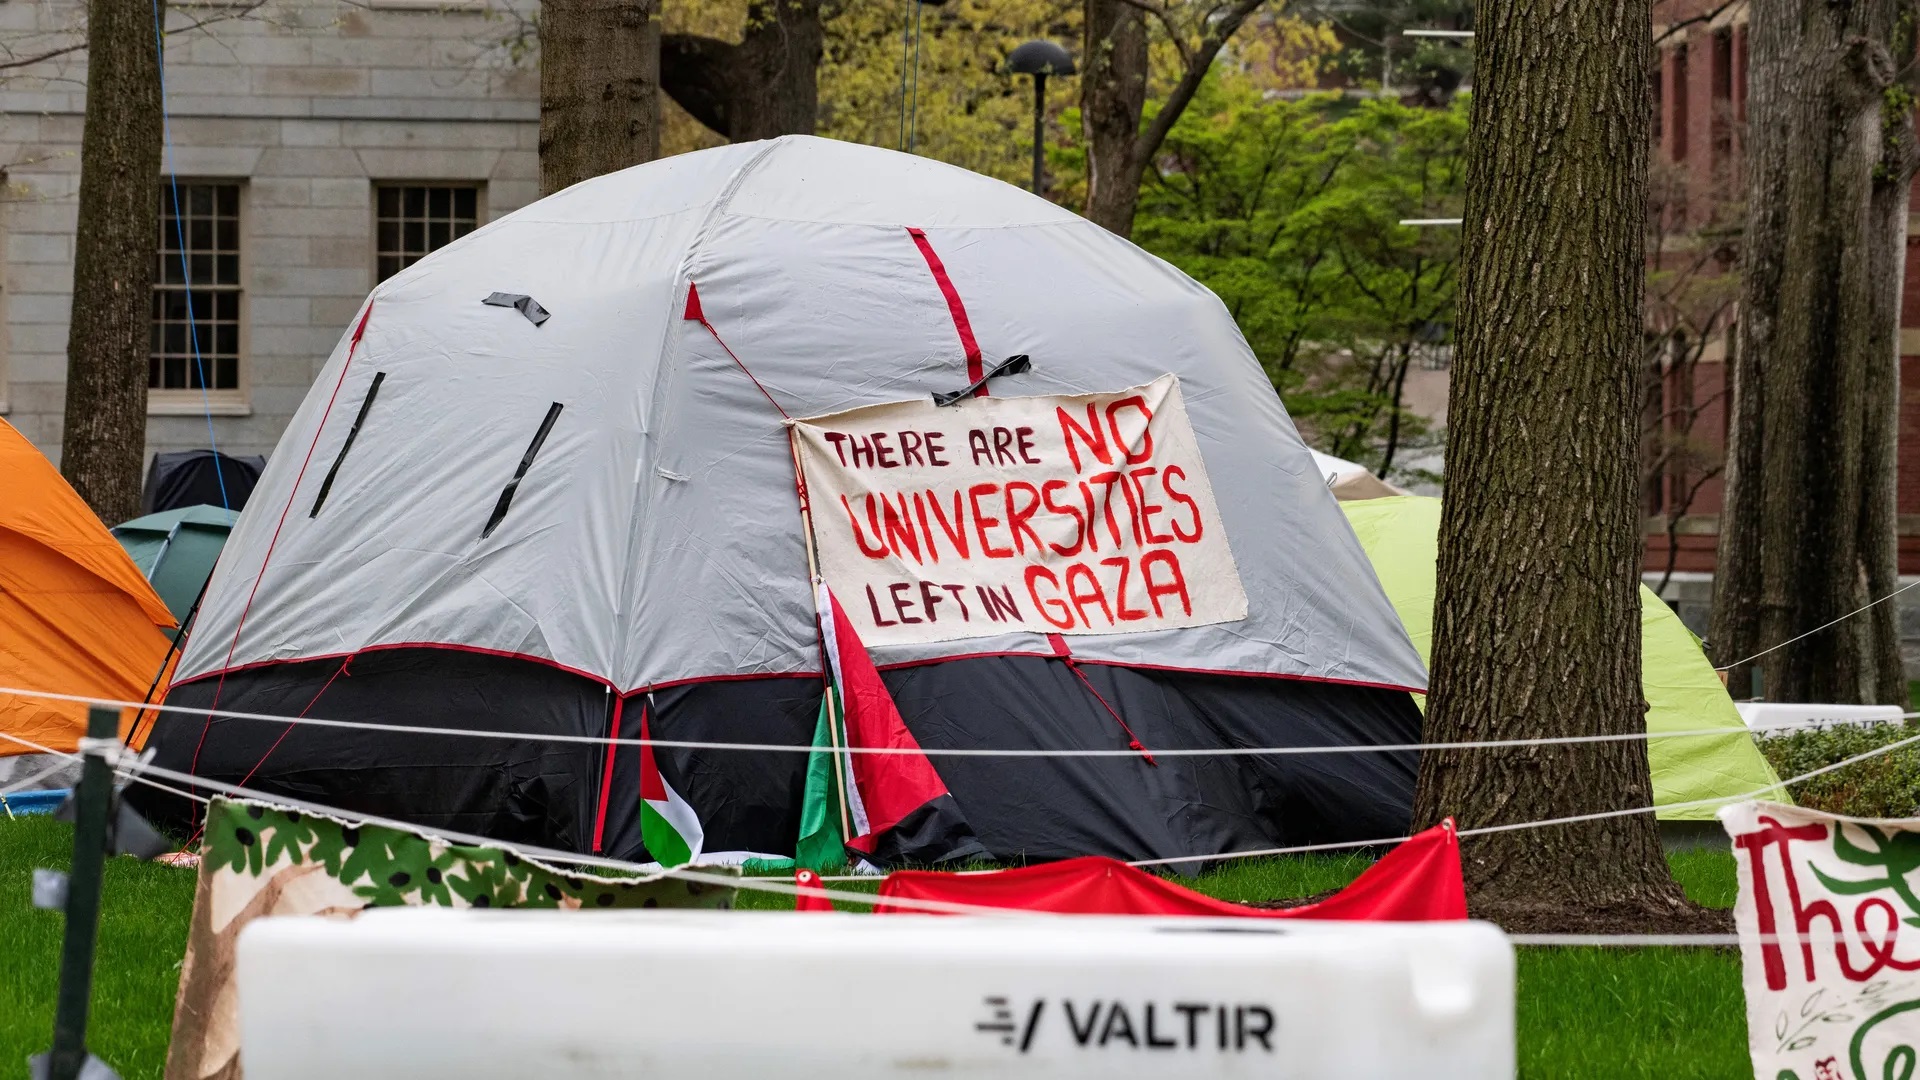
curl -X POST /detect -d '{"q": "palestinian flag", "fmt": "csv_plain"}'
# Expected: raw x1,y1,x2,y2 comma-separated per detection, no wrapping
794,694,852,870
638,702,703,866
795,584,985,866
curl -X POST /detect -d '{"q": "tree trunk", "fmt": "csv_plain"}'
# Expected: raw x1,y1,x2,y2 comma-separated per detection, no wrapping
1412,0,1689,920
1710,0,1914,706
60,0,166,524
538,0,660,196
1080,0,1148,236
661,0,822,142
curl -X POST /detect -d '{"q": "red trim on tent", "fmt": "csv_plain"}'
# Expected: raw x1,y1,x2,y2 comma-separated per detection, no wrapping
869,649,1425,695
188,301,376,798
1069,657,1425,696
875,820,1466,920
171,639,618,692
906,228,986,394
590,693,625,853
173,642,1424,699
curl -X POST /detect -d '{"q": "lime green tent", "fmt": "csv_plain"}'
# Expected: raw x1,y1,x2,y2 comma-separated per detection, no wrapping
112,505,238,635
1341,495,1784,820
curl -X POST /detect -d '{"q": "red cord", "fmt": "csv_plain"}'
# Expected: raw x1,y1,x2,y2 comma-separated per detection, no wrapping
1047,635,1155,765
685,283,790,420
187,302,375,820
185,654,353,848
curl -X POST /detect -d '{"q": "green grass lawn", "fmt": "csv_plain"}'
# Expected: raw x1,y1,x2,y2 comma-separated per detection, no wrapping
0,816,1749,1079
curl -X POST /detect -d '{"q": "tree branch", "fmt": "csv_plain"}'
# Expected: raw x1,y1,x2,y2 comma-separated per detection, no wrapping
1127,0,1268,176
1107,0,1193,69
1653,0,1739,46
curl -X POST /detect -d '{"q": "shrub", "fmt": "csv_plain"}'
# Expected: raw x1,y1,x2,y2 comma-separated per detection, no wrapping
1757,723,1920,819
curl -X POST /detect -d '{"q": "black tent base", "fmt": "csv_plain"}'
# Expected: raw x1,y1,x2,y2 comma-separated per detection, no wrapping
137,648,1421,868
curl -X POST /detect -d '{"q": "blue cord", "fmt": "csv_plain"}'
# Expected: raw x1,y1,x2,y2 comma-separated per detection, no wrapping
148,0,229,512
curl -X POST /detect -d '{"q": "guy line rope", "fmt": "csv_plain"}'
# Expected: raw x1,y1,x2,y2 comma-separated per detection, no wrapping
0,682,1888,760
4,713,1915,919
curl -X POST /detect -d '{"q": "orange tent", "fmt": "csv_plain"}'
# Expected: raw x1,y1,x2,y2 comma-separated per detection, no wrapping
0,420,175,756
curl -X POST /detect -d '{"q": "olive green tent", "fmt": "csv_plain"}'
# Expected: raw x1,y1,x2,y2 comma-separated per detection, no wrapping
112,505,238,635
1341,495,1785,820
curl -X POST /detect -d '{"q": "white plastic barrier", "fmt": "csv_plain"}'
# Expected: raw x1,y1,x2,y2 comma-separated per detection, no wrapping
1736,702,1906,732
237,908,1515,1079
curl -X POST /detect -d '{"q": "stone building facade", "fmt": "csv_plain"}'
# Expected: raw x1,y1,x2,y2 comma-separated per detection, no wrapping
0,0,538,464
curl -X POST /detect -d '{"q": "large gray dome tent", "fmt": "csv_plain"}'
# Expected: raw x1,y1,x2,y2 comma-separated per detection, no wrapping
139,136,1429,866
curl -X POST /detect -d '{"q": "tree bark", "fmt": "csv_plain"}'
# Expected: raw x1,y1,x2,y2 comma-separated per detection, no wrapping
1080,0,1149,235
1412,0,1688,919
661,0,822,142
538,0,660,196
1710,0,1914,705
60,0,166,523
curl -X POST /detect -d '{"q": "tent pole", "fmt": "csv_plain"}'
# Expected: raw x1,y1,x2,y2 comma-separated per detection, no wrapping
788,429,853,842
125,565,215,749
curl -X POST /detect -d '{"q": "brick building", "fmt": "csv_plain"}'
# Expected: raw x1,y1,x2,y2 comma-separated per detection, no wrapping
0,0,538,464
1644,1,1920,579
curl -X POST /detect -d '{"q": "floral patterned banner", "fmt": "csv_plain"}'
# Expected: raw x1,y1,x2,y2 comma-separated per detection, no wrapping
164,797,737,1080
1723,800,1920,1080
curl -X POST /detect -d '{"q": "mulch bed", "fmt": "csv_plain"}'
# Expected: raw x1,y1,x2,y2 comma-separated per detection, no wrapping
1473,897,1734,937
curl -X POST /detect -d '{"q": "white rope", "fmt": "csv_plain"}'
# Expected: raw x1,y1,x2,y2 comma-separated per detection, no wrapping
1124,727,1920,868
98,757,1047,918
7,699,1915,884
0,682,1885,761
6,728,1918,940
1716,579,1920,671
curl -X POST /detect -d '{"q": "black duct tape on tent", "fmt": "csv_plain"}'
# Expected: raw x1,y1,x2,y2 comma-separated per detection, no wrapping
482,292,551,326
933,354,1031,406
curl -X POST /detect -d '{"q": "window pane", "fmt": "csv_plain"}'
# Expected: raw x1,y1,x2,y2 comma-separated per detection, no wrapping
150,183,243,391
374,185,480,282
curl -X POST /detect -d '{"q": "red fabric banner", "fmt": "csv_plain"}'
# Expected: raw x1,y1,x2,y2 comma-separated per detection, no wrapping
873,821,1466,920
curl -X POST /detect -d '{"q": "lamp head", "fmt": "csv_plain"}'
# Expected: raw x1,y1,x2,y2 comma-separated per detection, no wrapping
1008,40,1076,77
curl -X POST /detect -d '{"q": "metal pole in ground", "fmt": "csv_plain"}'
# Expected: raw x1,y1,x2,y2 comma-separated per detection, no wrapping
43,707,118,1080
1030,72,1047,196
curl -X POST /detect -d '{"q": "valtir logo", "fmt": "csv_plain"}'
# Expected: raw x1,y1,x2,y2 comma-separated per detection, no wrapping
972,995,1275,1055
791,375,1248,648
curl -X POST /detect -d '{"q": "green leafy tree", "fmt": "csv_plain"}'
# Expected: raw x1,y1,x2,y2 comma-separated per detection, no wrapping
1132,75,1465,478
1307,0,1473,106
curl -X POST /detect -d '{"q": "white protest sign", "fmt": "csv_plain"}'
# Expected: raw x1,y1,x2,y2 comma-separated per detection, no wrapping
1723,800,1920,1080
791,375,1248,648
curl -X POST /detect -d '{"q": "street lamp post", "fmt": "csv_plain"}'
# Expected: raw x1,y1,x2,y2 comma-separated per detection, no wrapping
1007,40,1075,198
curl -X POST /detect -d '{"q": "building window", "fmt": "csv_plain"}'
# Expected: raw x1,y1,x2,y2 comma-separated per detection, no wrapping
375,184,480,282
151,182,242,392
1670,44,1689,164
1710,30,1734,172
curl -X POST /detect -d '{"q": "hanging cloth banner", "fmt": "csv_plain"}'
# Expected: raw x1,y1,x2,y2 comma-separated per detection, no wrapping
164,797,737,1080
875,820,1466,920
1722,800,1920,1080
791,374,1248,648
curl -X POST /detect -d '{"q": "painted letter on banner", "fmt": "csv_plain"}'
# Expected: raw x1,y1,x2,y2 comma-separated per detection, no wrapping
790,375,1248,648
1722,800,1920,1080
